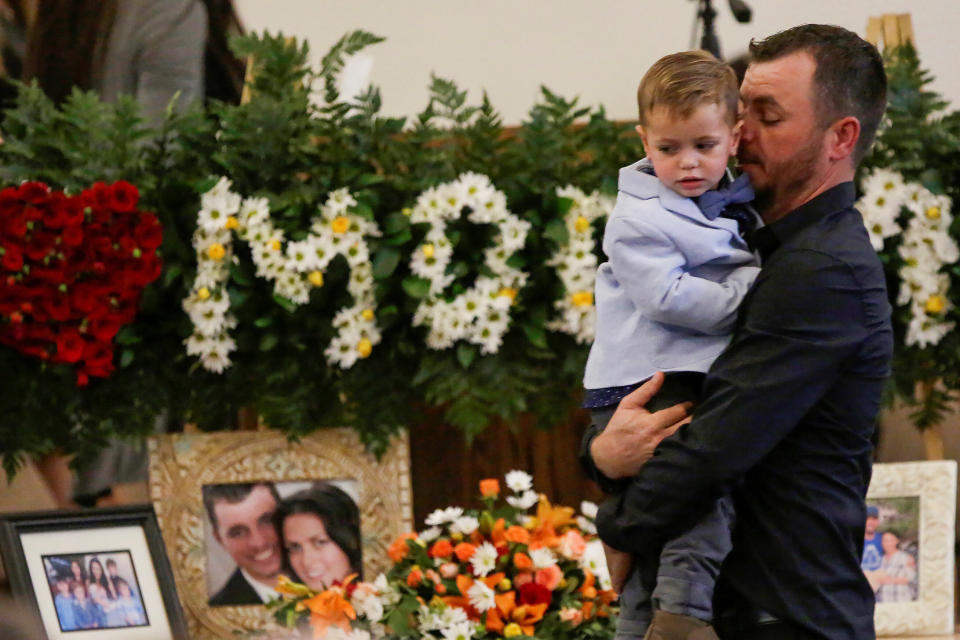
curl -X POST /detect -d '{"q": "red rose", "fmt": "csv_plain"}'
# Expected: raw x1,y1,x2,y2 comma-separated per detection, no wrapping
83,338,114,368
41,193,70,228
62,224,84,247
89,315,121,342
71,284,97,313
44,294,71,322
24,231,56,261
1,244,23,271
134,214,163,250
518,582,552,606
5,213,27,237
90,182,113,209
55,328,85,363
16,181,49,204
109,181,139,212
129,253,162,286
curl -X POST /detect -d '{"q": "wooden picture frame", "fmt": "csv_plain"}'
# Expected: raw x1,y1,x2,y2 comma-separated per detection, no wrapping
865,460,957,636
0,505,189,640
148,428,413,639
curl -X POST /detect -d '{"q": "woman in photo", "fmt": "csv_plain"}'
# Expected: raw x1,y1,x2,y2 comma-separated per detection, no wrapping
275,483,362,591
876,530,918,602
87,557,118,600
69,559,86,585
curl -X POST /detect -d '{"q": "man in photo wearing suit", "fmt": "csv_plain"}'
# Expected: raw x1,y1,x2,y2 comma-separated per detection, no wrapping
203,482,283,606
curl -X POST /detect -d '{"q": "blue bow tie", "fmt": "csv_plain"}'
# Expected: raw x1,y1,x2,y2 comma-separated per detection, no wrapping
696,174,755,220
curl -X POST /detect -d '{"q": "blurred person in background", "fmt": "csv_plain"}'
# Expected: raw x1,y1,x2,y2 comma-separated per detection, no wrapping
23,0,246,508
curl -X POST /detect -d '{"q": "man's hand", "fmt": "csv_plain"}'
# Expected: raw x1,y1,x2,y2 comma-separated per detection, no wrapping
602,542,633,595
590,372,691,479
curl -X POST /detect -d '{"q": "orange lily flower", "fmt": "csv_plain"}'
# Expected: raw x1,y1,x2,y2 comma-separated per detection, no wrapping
528,495,575,549
300,588,356,639
485,589,547,636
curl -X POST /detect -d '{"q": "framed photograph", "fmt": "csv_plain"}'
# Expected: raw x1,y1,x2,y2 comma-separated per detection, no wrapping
863,460,957,636
0,505,189,640
149,428,413,639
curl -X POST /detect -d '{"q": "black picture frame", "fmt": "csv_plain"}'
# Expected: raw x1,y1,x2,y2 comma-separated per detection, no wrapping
0,505,189,640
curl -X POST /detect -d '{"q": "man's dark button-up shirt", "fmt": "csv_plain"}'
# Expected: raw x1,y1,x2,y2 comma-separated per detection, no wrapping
591,182,893,640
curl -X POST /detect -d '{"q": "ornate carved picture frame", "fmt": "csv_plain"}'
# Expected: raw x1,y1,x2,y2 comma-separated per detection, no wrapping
866,460,957,636
148,429,412,639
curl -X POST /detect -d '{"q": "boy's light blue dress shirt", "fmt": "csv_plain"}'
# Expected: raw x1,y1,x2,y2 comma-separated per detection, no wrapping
583,158,760,390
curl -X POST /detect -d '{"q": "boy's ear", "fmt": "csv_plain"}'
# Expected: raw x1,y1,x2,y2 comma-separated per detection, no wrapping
635,124,648,147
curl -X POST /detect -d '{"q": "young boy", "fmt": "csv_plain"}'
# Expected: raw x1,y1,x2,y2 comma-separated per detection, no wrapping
582,51,760,639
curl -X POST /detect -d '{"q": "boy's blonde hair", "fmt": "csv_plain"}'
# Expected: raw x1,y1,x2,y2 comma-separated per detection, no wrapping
637,50,739,126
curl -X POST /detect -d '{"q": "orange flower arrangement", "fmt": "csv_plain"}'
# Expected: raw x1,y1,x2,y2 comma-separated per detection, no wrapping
269,471,616,640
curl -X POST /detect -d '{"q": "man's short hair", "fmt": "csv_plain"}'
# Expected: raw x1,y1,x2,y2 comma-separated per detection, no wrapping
637,50,739,126
202,482,281,534
748,24,887,163
105,559,117,568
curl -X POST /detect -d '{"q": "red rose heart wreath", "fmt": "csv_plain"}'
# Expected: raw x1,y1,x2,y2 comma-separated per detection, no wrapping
0,180,163,386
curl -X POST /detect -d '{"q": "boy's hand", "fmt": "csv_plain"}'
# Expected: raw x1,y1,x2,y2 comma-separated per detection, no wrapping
602,541,633,595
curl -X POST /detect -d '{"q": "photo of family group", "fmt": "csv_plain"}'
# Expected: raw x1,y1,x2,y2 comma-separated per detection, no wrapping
41,550,148,632
862,497,920,603
201,479,362,607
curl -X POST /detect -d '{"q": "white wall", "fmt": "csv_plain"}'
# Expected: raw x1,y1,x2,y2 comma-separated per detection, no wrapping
234,1,960,123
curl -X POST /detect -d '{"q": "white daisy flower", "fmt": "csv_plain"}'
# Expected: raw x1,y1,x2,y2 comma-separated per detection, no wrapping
425,507,464,527
450,516,480,536
580,539,612,591
580,500,599,519
506,490,539,510
504,470,533,493
529,547,557,570
470,542,498,577
576,516,597,535
419,527,442,543
467,581,496,612
440,621,476,640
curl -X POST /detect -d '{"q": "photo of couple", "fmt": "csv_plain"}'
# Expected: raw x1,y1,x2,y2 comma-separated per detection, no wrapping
202,480,362,606
862,498,920,603
42,551,147,632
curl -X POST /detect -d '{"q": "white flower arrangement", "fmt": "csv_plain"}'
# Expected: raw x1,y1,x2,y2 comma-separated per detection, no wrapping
183,178,383,371
545,186,615,344
856,168,957,348
408,173,530,354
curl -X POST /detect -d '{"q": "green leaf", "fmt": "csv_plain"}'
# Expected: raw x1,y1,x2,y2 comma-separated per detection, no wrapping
384,212,410,234
272,294,297,313
543,218,569,246
254,317,273,328
230,262,254,286
556,196,574,215
372,247,401,279
457,343,477,369
402,276,431,299
119,349,134,368
259,333,279,352
523,323,547,349
383,228,412,246
114,326,141,346
506,253,526,269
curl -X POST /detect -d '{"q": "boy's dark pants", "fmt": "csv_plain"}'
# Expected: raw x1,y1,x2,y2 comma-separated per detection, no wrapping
590,373,734,640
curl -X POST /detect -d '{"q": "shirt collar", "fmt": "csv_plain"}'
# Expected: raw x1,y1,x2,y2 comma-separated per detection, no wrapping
240,568,279,603
752,182,855,262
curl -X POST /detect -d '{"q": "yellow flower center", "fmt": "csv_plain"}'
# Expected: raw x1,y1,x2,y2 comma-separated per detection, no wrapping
421,243,435,258
571,291,593,307
357,338,372,358
499,287,517,301
883,181,895,191
308,271,324,287
197,287,211,300
207,243,226,261
332,216,350,234
269,239,282,251
875,196,886,207
402,207,413,216
926,206,941,220
504,623,523,637
925,294,946,314
361,308,375,322
224,216,239,230
574,215,590,233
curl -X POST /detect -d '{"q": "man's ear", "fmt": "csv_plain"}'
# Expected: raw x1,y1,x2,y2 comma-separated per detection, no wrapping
729,120,743,154
828,116,860,162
